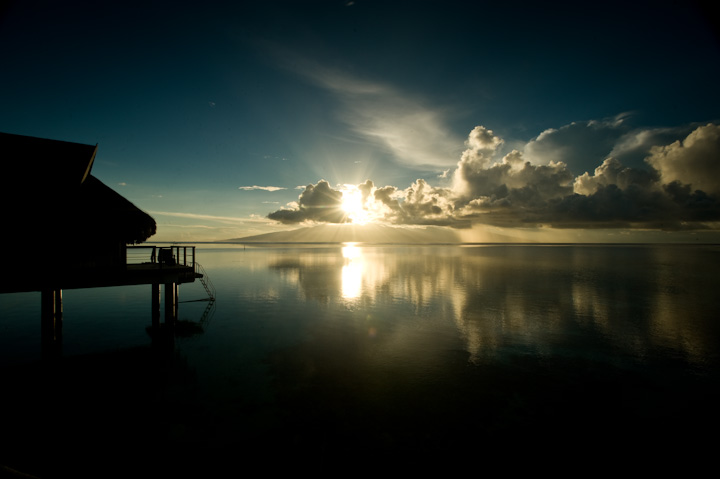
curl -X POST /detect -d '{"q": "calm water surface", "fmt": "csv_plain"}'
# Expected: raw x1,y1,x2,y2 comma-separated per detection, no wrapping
1,244,718,474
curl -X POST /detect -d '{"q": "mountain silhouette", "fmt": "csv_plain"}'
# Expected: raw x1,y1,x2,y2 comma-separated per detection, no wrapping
226,223,465,244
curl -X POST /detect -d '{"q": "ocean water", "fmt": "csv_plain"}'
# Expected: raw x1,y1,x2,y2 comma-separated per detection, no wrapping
1,244,719,475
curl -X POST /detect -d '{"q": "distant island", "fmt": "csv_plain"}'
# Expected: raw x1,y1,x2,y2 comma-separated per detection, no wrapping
225,223,470,244
220,223,720,245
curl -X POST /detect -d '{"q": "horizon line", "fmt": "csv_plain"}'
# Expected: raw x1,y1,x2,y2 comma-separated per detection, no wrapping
149,240,720,246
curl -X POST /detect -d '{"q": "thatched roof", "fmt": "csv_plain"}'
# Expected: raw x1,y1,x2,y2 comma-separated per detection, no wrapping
1,131,97,187
0,131,156,244
79,175,157,244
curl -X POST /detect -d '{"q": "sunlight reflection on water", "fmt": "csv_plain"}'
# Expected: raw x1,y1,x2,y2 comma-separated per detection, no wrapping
2,244,718,370
341,243,363,299
1,244,719,463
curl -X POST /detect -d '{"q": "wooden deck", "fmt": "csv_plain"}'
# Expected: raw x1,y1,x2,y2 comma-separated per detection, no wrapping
0,246,210,355
1,245,199,294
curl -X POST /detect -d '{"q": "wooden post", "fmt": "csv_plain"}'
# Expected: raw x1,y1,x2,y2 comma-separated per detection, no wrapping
164,282,177,324
151,283,161,328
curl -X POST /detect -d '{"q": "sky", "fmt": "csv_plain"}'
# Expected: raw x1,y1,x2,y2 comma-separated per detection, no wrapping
1,0,719,242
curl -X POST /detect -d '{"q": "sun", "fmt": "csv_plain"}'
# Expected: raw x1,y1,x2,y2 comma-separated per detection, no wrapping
340,185,372,224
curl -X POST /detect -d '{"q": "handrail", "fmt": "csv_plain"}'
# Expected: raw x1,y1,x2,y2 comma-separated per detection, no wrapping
195,262,216,300
127,245,196,268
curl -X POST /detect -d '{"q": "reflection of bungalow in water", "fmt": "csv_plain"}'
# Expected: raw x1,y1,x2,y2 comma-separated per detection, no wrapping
0,132,204,344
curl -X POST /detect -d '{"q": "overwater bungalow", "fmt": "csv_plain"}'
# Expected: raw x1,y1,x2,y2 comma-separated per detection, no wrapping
0,132,204,337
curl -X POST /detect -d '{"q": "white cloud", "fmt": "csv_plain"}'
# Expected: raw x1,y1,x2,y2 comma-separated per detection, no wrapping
284,59,463,168
150,211,248,223
457,126,504,171
645,123,720,195
238,185,286,191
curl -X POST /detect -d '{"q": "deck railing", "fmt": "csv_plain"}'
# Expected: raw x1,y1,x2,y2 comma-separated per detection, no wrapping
127,245,196,268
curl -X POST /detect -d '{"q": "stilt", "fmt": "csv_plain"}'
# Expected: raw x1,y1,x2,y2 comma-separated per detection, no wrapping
151,283,161,328
41,289,62,358
164,282,177,324
175,283,180,315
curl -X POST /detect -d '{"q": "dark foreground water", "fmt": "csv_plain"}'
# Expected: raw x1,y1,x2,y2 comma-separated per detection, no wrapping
1,244,719,476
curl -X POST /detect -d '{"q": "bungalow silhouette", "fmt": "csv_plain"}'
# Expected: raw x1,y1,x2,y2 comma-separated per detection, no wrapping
0,132,206,345
1,132,155,274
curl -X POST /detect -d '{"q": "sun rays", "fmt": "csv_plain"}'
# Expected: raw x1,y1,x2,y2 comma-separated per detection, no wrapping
339,184,381,225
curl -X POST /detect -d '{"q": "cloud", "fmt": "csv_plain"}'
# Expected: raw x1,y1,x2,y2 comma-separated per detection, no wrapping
357,179,373,205
162,223,218,229
545,184,679,228
455,124,720,228
265,121,720,231
607,124,700,169
480,124,720,228
267,180,347,224
150,211,269,225
282,59,463,167
523,115,631,174
239,185,286,191
524,115,703,173
573,158,658,196
267,178,467,228
371,179,468,228
645,123,720,195
454,130,575,206
454,125,505,175
453,152,577,227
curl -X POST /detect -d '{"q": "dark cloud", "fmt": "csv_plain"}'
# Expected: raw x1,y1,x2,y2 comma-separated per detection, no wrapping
267,180,346,224
464,124,720,229
544,180,720,230
454,141,576,226
574,158,659,196
456,152,575,203
524,117,630,173
607,125,701,169
372,185,401,212
548,184,677,228
663,181,720,224
525,116,705,173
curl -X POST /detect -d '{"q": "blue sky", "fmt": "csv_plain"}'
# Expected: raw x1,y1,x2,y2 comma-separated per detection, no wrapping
2,1,719,242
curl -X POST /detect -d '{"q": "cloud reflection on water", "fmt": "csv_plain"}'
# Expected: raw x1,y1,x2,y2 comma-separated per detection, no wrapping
265,244,718,367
